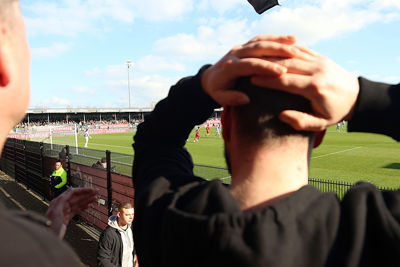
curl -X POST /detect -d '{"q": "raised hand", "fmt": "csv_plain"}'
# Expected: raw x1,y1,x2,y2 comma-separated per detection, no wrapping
251,45,360,131
45,187,97,239
201,35,300,106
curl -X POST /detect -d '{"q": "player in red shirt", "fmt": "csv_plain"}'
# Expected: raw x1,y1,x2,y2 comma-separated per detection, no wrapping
194,127,200,142
206,125,210,137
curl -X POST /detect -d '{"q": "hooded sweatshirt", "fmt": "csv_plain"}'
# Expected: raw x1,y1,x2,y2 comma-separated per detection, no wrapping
108,215,134,267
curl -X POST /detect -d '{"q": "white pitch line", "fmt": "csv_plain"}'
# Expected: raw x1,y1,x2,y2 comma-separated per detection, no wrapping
312,146,362,159
220,176,231,180
89,142,132,149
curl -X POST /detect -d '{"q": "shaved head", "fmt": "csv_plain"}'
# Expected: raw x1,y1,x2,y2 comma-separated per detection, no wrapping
0,0,30,156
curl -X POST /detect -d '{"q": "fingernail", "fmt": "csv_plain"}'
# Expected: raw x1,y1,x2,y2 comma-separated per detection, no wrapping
286,35,297,42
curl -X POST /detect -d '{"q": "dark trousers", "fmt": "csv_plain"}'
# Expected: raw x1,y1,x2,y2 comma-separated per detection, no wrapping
53,185,68,198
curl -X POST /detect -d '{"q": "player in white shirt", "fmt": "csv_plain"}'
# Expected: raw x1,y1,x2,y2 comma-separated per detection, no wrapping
84,129,91,147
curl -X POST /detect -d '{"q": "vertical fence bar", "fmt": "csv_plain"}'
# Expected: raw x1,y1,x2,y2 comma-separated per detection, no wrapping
106,150,112,217
39,142,46,200
23,140,28,190
66,145,71,186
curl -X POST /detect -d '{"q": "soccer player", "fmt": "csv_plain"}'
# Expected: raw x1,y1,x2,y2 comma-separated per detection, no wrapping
194,127,200,142
206,124,210,137
215,124,221,137
84,129,91,147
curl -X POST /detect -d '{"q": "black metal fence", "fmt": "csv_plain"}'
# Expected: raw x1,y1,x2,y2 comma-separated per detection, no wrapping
1,138,47,196
0,138,397,204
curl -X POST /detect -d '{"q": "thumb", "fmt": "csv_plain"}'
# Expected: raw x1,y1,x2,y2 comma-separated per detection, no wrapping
279,110,328,131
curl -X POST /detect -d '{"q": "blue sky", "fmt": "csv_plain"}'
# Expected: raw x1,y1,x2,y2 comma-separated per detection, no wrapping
21,0,400,109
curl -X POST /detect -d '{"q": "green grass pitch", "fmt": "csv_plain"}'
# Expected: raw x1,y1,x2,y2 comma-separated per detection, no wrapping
48,125,400,189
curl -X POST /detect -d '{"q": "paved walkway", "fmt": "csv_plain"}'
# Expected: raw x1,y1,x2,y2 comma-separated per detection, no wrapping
0,171,100,267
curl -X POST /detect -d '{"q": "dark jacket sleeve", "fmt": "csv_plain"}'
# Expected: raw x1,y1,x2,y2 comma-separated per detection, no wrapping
349,77,400,141
133,65,218,190
97,227,121,267
132,65,220,266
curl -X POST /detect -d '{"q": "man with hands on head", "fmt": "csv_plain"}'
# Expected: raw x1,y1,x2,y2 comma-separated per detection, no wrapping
0,1,97,266
133,34,399,267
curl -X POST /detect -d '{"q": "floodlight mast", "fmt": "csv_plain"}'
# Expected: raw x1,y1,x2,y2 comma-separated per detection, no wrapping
126,60,132,108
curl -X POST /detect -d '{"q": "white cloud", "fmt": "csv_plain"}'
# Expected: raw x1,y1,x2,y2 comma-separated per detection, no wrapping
153,1,400,62
130,75,178,107
383,76,400,83
198,0,244,14
251,4,382,45
85,57,185,81
23,0,195,37
42,97,70,106
90,74,178,107
72,86,95,95
86,65,126,78
154,18,249,61
133,0,194,21
135,55,185,73
371,0,400,10
397,57,400,63
31,42,73,59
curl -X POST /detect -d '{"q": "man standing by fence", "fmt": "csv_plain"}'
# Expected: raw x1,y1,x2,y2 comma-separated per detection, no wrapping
97,202,138,267
133,34,400,267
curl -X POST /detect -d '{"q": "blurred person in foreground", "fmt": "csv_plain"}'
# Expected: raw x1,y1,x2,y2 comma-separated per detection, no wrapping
97,202,138,267
0,1,96,266
133,34,399,267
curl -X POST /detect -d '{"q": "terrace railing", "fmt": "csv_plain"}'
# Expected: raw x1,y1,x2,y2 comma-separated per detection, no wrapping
1,138,398,230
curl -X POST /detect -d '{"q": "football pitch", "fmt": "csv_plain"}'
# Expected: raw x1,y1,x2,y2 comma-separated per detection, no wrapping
49,125,400,189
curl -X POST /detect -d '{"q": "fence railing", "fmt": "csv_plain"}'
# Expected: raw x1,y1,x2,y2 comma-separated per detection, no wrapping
1,138,397,230
0,138,134,231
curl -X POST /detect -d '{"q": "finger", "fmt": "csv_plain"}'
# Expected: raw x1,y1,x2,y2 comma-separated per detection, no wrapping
295,45,319,57
267,58,316,75
228,57,288,78
68,189,97,206
251,74,313,97
69,193,97,208
236,41,300,60
279,110,328,131
69,188,97,197
214,91,250,106
246,35,297,45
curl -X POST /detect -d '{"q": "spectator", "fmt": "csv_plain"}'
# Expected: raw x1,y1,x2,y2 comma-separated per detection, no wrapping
97,202,138,267
0,3,97,265
133,35,400,267
92,157,107,169
58,147,72,163
50,159,69,197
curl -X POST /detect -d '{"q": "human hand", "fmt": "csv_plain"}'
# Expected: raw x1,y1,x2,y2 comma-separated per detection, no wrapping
251,46,359,131
45,187,97,239
201,35,300,106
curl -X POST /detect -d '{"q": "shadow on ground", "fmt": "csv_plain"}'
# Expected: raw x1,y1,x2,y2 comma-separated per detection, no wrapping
0,172,98,267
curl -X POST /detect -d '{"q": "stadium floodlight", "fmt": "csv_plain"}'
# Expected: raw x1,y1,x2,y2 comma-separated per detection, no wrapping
126,60,132,108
